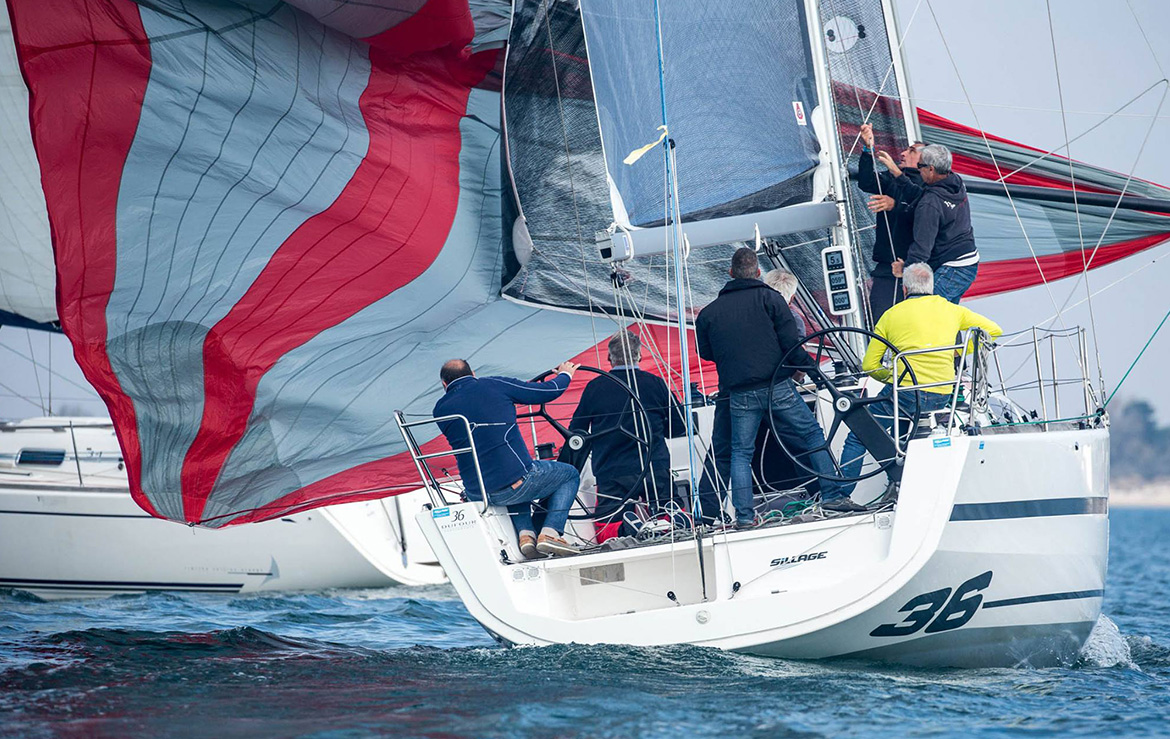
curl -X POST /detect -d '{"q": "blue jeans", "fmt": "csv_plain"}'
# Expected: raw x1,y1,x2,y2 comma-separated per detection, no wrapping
840,386,952,492
730,382,844,523
934,263,978,304
487,459,579,536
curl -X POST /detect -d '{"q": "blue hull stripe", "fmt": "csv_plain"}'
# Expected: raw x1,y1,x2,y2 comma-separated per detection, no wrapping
950,497,1107,521
983,589,1105,609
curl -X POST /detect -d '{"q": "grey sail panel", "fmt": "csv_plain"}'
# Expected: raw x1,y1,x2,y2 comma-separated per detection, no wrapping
579,0,822,227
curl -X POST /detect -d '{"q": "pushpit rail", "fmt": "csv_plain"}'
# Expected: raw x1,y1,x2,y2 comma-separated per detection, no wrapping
393,410,489,512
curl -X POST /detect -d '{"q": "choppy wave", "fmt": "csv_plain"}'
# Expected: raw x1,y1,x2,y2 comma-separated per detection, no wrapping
2,509,1169,737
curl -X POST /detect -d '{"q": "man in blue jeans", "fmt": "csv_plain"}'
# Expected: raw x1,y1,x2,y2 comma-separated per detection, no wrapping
434,358,582,557
892,144,980,304
696,248,855,528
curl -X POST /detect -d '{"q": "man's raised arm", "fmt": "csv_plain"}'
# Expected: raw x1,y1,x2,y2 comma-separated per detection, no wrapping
493,362,579,405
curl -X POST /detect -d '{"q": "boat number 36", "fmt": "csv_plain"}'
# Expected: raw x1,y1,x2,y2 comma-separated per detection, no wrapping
869,571,993,637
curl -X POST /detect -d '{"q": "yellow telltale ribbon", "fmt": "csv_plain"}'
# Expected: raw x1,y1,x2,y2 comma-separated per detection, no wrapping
623,125,668,165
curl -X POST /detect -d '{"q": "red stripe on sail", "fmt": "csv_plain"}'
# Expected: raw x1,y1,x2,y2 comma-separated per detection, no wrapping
223,325,719,526
948,152,1114,195
180,45,499,522
8,0,158,517
967,232,1170,299
361,0,474,57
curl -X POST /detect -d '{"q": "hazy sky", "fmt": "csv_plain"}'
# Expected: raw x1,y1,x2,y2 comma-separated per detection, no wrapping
1,0,1168,423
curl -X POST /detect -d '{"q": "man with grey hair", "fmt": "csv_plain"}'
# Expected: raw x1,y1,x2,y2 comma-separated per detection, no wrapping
839,263,1002,495
569,330,687,535
697,247,855,525
763,268,806,340
895,143,980,303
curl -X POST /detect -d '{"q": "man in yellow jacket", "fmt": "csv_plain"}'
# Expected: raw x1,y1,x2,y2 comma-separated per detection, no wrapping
840,263,1003,491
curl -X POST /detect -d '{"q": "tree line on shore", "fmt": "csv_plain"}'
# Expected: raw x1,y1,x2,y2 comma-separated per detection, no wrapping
1110,397,1170,483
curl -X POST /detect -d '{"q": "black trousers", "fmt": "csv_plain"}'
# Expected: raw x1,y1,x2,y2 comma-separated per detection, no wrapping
869,274,903,324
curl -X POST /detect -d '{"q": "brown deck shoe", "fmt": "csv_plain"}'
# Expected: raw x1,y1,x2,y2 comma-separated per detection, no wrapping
536,533,579,557
518,532,539,559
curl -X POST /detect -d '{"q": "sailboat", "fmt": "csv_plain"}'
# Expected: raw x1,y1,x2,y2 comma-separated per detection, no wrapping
0,4,445,597
394,0,1168,667
6,0,1166,660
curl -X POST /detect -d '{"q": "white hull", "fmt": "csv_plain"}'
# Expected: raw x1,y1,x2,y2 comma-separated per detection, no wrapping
0,419,446,598
418,427,1109,668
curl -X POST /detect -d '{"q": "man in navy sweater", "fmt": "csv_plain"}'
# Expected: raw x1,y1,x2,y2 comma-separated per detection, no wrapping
434,358,581,558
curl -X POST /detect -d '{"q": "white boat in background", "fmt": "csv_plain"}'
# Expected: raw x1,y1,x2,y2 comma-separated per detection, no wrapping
0,417,446,599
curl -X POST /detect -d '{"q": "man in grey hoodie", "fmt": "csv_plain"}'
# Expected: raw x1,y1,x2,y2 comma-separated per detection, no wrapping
894,144,980,303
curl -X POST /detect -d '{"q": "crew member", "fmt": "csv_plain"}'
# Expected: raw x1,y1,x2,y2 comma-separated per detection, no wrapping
763,268,808,340
433,359,582,558
857,123,926,320
696,247,856,527
569,330,687,536
896,144,980,303
840,263,1003,492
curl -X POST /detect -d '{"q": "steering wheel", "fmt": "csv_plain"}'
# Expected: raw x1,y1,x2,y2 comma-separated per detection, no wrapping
767,326,921,484
519,366,655,521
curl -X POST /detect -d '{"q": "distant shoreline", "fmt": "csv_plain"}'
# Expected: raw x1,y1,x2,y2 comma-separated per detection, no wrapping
1111,481,1170,509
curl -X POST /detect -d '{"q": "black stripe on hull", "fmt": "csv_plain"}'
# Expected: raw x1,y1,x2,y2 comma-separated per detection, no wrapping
0,576,243,593
983,589,1105,609
950,497,1107,521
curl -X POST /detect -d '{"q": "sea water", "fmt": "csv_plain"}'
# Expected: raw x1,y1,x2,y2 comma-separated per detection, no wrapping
2,508,1168,737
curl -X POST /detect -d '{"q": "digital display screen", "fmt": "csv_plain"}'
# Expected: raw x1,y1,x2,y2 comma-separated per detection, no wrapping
825,251,845,270
828,271,848,290
831,291,852,311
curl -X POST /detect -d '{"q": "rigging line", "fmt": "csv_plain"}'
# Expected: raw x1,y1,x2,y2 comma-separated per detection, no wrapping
925,0,1087,380
1045,0,1098,397
540,0,601,368
1058,84,1169,295
1036,241,1170,327
0,341,100,397
992,79,1169,185
1046,82,1170,398
1124,0,1167,79
1105,303,1170,407
24,330,44,415
907,95,1170,120
46,332,52,416
0,378,46,411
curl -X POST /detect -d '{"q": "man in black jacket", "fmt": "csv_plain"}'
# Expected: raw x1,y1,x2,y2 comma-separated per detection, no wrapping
695,248,854,527
896,144,980,303
569,330,687,533
857,123,925,321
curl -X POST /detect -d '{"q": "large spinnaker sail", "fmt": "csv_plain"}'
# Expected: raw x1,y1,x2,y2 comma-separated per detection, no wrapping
7,0,606,527
0,3,55,330
919,109,1170,297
